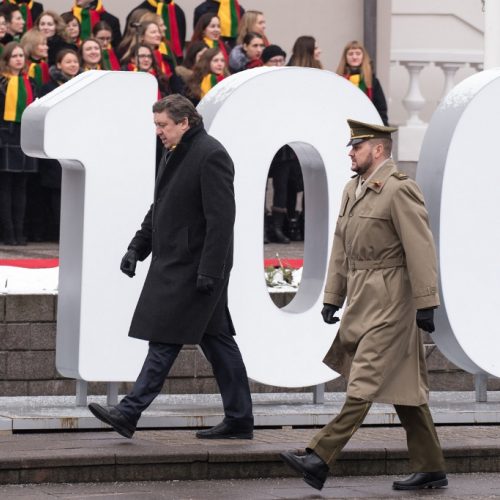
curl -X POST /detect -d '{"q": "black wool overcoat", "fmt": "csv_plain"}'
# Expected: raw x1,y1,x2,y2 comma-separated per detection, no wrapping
127,123,235,344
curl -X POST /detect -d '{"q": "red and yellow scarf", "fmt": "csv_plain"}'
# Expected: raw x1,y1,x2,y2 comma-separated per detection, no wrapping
5,0,34,31
28,58,50,86
200,72,224,98
147,0,182,58
3,73,34,122
72,0,105,41
153,49,172,78
101,46,120,70
203,37,228,62
216,0,240,38
345,73,373,100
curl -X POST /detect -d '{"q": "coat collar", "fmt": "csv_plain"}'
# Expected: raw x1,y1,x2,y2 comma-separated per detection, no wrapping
352,158,397,196
175,122,205,150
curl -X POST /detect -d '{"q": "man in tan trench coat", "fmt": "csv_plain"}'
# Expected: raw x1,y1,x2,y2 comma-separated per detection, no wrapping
280,119,447,491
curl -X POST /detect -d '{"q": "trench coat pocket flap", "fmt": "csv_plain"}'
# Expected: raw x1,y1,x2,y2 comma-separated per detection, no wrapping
338,195,350,217
358,210,390,220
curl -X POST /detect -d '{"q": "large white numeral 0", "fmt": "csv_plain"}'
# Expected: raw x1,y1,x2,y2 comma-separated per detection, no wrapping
21,71,158,381
418,68,500,377
198,67,383,387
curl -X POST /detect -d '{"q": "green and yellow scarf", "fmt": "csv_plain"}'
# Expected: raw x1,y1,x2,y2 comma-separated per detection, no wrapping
5,0,34,32
216,0,240,38
72,0,105,41
200,72,224,98
28,58,50,87
3,73,34,122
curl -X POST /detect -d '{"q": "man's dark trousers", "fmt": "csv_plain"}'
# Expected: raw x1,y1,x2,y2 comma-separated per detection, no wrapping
116,318,253,428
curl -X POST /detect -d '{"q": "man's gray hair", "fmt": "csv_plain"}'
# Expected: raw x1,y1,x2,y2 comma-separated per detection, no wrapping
152,94,203,127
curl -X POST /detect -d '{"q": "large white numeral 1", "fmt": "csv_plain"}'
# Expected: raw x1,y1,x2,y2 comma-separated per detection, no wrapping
198,67,383,387
21,71,157,381
418,68,500,378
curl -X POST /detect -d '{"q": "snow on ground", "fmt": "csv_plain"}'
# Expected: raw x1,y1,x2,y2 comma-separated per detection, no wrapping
0,266,301,294
0,266,59,294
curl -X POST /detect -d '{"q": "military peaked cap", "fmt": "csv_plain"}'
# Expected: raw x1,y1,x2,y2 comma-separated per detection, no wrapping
347,119,398,146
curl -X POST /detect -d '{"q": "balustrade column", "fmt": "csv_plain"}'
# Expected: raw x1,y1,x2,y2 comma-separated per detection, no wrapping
401,61,426,126
436,62,461,100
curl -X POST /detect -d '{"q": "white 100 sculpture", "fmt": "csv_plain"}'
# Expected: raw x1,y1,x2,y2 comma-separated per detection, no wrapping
20,67,498,388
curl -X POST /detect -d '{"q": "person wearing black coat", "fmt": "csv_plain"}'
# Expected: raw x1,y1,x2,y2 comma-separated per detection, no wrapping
88,94,253,441
63,1,122,49
193,0,244,47
4,0,43,32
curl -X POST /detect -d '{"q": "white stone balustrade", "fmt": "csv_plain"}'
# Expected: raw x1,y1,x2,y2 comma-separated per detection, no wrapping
391,50,483,161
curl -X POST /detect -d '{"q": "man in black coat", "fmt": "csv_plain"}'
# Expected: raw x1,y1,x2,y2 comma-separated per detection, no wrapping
88,94,253,440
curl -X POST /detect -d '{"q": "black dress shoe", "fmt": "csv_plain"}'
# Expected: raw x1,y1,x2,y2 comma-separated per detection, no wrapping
195,421,253,439
393,472,448,490
280,450,329,491
88,403,136,439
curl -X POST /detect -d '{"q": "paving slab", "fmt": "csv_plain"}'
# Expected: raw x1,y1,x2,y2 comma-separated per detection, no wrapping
0,391,499,432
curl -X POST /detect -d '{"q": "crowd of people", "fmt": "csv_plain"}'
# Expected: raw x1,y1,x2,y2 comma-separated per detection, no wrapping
0,0,388,246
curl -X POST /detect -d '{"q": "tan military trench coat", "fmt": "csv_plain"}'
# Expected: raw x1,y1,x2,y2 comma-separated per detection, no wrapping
323,159,439,406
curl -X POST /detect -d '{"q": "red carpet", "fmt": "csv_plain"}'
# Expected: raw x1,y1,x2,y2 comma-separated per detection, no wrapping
0,259,59,268
1,258,303,270
264,258,303,269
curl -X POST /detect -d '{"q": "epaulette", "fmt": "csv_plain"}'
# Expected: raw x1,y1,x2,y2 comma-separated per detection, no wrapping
392,171,408,180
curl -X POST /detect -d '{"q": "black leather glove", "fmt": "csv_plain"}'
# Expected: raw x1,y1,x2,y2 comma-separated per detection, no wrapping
120,249,138,278
416,308,435,333
196,274,216,295
321,304,340,324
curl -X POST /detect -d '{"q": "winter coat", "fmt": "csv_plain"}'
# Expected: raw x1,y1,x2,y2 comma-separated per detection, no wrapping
0,75,37,173
322,159,439,406
127,123,235,344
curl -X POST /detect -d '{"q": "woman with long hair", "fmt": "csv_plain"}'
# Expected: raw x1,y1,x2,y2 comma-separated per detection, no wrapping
92,20,119,70
170,40,206,95
20,29,50,87
35,10,76,66
236,10,268,46
121,20,173,78
288,35,322,69
79,37,102,70
190,13,229,63
0,42,36,245
337,40,389,125
61,12,81,46
228,31,264,73
185,47,228,105
116,8,148,60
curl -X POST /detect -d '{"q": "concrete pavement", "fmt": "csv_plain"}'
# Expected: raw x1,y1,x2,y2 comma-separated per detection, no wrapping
1,423,500,485
0,473,499,499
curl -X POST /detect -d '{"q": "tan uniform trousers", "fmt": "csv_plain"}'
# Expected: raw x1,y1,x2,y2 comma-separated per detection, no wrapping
308,397,445,472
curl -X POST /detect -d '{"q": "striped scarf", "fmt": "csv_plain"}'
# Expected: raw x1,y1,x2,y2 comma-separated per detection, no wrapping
345,73,373,100
6,0,34,32
153,49,172,77
3,73,34,122
101,46,120,70
28,58,50,86
146,0,182,58
72,0,105,41
203,37,228,62
216,0,240,38
200,72,224,98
